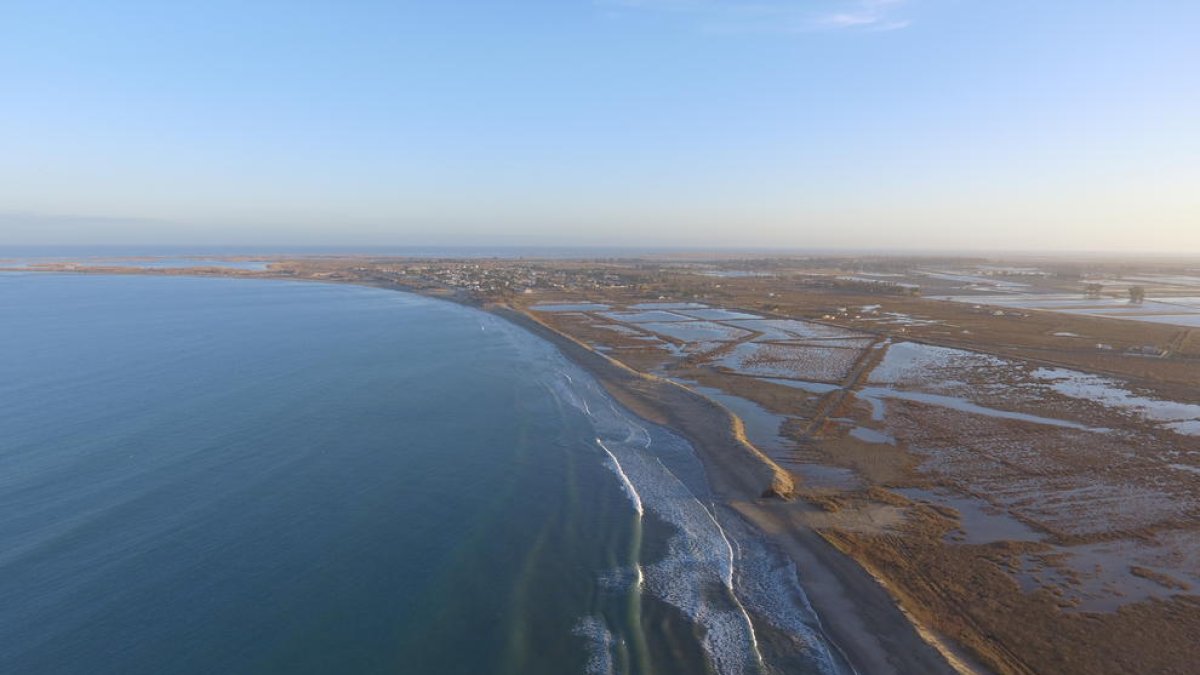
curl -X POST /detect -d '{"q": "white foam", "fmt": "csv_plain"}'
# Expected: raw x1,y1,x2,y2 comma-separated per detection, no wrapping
696,493,765,668
598,566,642,591
717,508,846,674
547,356,841,674
572,617,617,675
590,400,762,674
597,439,644,517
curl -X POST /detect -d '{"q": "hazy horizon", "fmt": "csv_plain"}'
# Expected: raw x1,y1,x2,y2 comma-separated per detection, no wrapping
3,1,1197,252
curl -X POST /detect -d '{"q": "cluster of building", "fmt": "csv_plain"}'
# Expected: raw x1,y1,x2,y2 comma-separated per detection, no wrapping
350,262,635,297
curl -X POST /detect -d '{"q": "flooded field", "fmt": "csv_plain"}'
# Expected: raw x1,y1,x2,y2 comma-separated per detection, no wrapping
525,292,1200,637
935,293,1200,328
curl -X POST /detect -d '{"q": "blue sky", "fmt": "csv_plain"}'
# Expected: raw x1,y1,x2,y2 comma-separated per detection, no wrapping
2,1,1197,251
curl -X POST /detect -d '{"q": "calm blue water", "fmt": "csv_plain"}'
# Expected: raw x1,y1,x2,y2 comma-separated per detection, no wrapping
0,274,842,674
0,258,269,270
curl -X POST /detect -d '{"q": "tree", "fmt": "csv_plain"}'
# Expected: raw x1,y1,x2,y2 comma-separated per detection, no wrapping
1129,286,1146,304
1084,283,1103,298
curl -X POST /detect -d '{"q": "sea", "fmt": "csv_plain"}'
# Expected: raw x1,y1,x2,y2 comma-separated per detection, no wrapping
0,272,844,674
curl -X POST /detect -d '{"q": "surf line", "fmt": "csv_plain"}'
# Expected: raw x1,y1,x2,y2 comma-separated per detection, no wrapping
711,509,765,668
597,438,652,673
603,400,652,450
664,453,765,670
597,438,644,519
559,370,593,415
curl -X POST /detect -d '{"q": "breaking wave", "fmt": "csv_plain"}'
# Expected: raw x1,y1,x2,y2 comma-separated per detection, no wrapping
543,358,847,675
597,439,644,517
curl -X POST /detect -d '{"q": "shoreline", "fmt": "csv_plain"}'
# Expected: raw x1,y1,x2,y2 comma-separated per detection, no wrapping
15,266,972,672
496,305,969,675
20,262,1200,672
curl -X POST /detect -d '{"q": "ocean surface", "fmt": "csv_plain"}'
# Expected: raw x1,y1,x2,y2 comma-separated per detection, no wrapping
0,273,842,674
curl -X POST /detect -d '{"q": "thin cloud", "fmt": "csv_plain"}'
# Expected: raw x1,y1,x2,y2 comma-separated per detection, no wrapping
601,0,913,34
814,0,909,30
866,19,912,32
